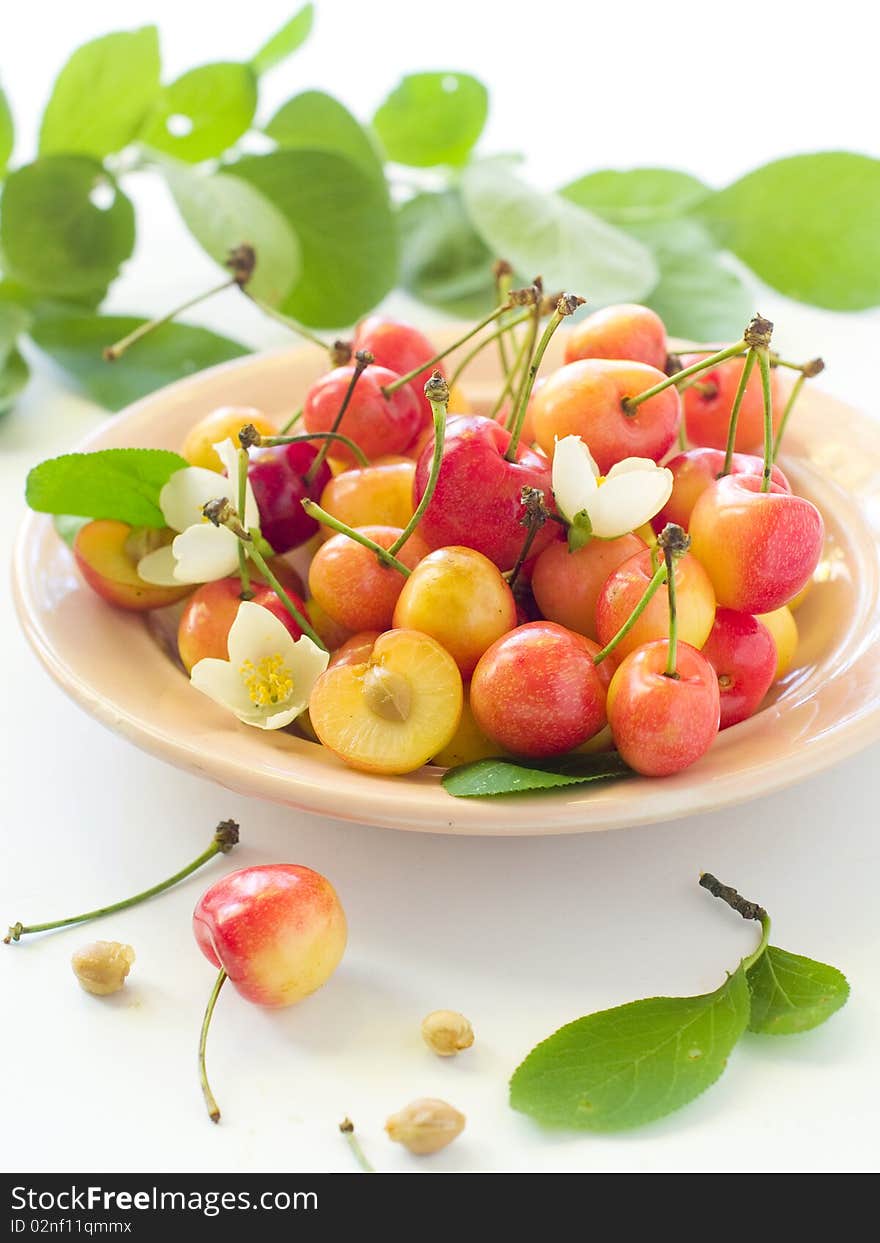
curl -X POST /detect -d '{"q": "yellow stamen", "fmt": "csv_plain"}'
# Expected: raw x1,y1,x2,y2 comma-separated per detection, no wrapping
239,654,294,707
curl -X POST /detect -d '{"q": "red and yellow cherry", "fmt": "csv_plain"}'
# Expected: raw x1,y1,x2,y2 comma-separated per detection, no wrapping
529,359,681,473
758,606,799,680
247,441,332,554
607,640,720,775
432,695,503,767
412,415,555,572
182,406,276,472
563,303,667,371
656,447,791,531
303,364,422,462
470,621,608,758
308,526,429,632
352,315,443,430
327,630,382,669
177,574,310,673
74,521,192,612
309,628,463,774
318,460,415,536
689,475,824,614
392,546,517,677
681,353,784,453
700,608,777,728
531,533,647,641
596,548,716,661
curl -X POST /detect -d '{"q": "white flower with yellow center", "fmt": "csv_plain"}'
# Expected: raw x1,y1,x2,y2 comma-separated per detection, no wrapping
137,438,258,585
190,601,329,730
552,435,673,544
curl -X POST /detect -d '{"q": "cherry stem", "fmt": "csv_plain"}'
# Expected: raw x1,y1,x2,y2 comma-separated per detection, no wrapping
772,372,807,462
279,408,303,435
236,449,253,601
103,278,235,361
387,375,447,556
199,968,227,1124
621,339,748,414
663,542,679,678
4,820,240,944
699,872,771,972
305,353,373,485
245,536,328,650
448,309,531,387
506,301,576,461
593,561,668,665
300,501,412,577
382,302,512,395
339,1118,375,1173
494,262,514,377
506,303,541,443
242,290,332,354
256,431,369,468
720,349,758,477
507,487,547,592
495,328,535,423
757,346,775,492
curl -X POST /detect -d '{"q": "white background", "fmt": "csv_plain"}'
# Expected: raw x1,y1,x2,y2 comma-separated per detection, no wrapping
2,0,879,1175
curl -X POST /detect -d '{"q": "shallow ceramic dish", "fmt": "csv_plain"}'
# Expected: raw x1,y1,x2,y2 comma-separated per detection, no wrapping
12,336,880,834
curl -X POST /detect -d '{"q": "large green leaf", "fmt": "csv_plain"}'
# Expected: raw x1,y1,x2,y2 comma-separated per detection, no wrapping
747,945,850,1035
27,448,188,527
39,27,160,159
139,62,257,163
229,149,397,327
562,168,709,220
373,72,488,168
0,83,13,176
0,157,135,300
163,161,301,306
462,159,657,307
397,190,495,318
251,4,314,75
30,311,248,410
697,152,880,310
265,90,384,181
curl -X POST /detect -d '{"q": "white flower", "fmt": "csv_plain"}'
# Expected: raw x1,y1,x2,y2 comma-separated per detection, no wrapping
551,435,673,541
138,439,259,585
190,600,329,730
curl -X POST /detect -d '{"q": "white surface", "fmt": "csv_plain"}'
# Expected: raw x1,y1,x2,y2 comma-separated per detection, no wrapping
2,0,879,1175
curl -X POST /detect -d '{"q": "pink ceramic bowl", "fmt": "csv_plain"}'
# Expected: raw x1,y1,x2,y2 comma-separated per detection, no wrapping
12,337,880,834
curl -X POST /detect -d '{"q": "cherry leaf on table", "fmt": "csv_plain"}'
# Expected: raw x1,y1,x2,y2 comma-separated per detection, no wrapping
695,153,880,310
163,161,301,306
38,27,160,159
0,83,13,176
397,190,495,319
29,311,248,411
251,4,314,76
746,946,850,1035
229,149,397,327
27,448,188,528
373,72,488,168
462,159,658,307
139,63,257,163
265,91,384,182
0,157,135,302
510,966,751,1131
442,751,632,798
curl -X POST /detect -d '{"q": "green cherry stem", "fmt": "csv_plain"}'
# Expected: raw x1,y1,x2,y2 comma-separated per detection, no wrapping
199,968,228,1123
698,872,771,972
506,295,583,461
242,290,334,355
278,408,303,435
448,308,532,387
339,1119,376,1173
305,351,373,486
757,346,775,492
493,260,514,377
495,326,536,423
387,373,447,556
720,348,758,477
593,561,668,665
300,502,412,577
250,430,369,468
621,339,749,414
237,449,253,600
245,535,328,649
664,545,679,677
772,372,807,462
382,302,513,396
4,821,240,944
103,278,236,361
506,301,541,438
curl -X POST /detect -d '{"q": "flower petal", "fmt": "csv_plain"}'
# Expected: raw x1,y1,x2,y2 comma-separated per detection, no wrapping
160,465,234,534
592,466,674,539
213,438,259,528
190,657,258,716
136,544,180,586
551,436,599,524
171,523,240,583
605,456,665,479
226,599,303,668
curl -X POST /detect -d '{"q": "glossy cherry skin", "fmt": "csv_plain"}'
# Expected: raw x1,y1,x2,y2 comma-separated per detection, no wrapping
248,441,332,554
530,358,681,473
596,548,716,661
193,865,347,1008
563,303,667,371
607,640,720,776
531,533,646,641
656,448,790,531
303,364,422,462
689,474,824,614
177,575,309,673
681,353,784,453
470,621,608,757
412,415,555,572
352,315,443,435
700,608,777,728
308,525,429,632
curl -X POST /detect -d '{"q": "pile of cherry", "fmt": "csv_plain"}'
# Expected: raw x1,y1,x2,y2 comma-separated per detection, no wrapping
74,298,825,782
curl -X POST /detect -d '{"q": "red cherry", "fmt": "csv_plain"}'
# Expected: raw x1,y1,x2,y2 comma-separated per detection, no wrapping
681,353,784,453
248,441,331,554
303,364,422,462
700,608,777,728
352,315,443,436
656,447,791,531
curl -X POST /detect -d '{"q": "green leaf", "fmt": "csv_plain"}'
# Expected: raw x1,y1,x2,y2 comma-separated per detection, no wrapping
462,159,658,307
251,4,314,75
696,152,880,310
0,82,13,176
397,190,495,318
265,90,384,181
139,63,257,163
0,348,29,415
373,72,488,168
29,311,249,411
0,157,135,301
562,168,709,221
510,966,750,1131
747,945,849,1035
163,161,301,306
39,27,160,159
229,149,397,327
442,751,631,798
26,448,189,527
53,514,89,547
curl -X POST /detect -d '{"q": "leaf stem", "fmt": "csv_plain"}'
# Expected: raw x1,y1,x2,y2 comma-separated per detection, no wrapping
621,339,748,414
102,279,235,361
4,821,240,944
387,374,447,555
339,1118,375,1173
720,349,758,476
772,372,807,462
300,502,412,577
245,536,327,650
305,352,373,485
382,302,512,395
199,969,227,1124
593,561,668,665
699,872,771,972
